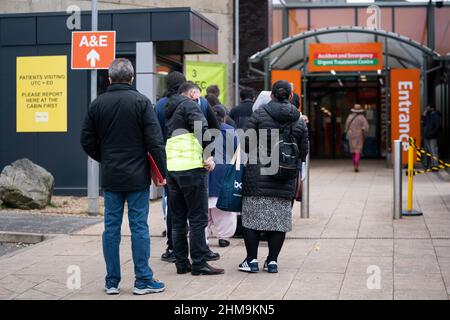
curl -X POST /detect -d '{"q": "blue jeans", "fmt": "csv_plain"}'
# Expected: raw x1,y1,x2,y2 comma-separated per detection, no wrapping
103,188,153,288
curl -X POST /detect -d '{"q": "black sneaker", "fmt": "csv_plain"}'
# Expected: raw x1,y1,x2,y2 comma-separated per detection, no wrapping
161,249,176,263
191,263,225,276
205,247,220,261
238,259,259,273
218,239,230,247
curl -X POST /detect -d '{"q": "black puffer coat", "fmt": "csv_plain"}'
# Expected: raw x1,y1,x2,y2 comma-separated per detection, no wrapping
80,83,166,192
242,100,309,200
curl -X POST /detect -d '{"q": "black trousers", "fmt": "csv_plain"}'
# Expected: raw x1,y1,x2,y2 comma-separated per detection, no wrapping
167,168,209,269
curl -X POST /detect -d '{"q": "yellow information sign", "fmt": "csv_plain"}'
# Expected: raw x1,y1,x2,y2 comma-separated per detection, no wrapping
186,61,227,106
16,56,67,132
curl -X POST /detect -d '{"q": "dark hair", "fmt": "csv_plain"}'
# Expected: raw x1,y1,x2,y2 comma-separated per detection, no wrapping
240,87,255,100
271,80,292,102
206,94,220,107
166,71,186,92
185,80,202,92
213,104,227,123
178,82,200,94
206,85,220,97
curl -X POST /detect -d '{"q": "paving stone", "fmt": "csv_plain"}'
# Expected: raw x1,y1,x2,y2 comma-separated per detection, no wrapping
0,286,16,300
394,239,436,258
394,257,441,274
346,256,393,275
301,255,350,274
339,274,393,300
13,288,59,300
227,270,296,300
0,275,39,294
394,290,449,300
284,273,344,300
352,239,393,257
394,273,447,292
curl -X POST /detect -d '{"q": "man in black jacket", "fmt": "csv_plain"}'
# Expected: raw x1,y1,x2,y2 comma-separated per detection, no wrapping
422,105,441,169
165,82,225,276
229,88,255,129
81,58,167,295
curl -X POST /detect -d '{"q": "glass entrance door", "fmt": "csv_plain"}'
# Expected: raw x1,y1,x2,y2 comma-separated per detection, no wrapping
308,77,382,158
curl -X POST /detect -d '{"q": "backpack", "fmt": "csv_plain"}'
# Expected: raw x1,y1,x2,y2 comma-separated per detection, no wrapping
263,106,300,180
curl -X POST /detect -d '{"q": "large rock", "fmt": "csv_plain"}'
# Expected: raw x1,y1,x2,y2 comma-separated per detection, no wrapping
0,159,54,209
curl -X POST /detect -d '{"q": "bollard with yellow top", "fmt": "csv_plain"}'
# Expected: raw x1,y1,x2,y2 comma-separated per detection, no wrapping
402,137,423,216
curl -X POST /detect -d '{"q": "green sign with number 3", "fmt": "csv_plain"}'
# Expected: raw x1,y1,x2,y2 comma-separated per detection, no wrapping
186,61,227,106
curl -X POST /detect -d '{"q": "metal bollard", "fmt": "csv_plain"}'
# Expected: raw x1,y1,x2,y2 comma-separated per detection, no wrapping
393,140,402,219
301,147,310,219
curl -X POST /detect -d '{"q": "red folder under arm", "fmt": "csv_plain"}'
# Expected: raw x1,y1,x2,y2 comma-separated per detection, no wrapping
147,153,164,185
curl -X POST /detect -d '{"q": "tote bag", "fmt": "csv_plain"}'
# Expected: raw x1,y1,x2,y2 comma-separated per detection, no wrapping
216,146,244,212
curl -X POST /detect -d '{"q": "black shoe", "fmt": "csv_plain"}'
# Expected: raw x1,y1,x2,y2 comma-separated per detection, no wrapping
205,248,220,261
191,263,225,276
218,239,230,247
176,262,192,275
161,249,176,263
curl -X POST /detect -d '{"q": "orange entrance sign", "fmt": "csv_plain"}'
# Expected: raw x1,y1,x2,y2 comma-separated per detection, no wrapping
71,31,116,69
271,70,302,111
390,69,421,164
309,43,383,72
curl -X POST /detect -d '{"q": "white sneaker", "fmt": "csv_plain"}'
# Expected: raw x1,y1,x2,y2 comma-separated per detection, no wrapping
104,286,120,295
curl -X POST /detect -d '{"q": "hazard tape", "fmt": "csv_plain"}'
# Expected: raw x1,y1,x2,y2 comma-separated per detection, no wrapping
408,137,450,176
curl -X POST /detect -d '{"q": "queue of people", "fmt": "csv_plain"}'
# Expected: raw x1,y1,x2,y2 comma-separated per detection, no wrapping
80,58,310,296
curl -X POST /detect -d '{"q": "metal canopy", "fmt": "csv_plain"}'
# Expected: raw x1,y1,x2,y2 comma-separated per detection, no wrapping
249,26,441,74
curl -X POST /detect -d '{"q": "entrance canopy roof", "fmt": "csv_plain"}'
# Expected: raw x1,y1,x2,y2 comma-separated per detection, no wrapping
249,26,441,73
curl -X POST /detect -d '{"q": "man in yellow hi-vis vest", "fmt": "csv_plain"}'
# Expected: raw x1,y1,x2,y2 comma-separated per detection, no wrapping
165,82,225,276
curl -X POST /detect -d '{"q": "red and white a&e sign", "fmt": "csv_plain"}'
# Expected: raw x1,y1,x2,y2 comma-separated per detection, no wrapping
71,31,116,69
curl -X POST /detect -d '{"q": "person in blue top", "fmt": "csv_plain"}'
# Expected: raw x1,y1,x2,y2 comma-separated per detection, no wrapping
206,105,238,248
155,71,221,263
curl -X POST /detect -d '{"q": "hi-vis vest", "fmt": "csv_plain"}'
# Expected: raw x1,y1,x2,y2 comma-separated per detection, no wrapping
166,132,203,171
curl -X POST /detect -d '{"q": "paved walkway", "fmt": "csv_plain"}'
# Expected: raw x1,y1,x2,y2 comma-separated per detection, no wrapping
1,160,449,300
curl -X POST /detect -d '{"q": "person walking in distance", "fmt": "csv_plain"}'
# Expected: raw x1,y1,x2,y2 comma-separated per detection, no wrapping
165,82,225,276
81,58,167,295
345,104,369,172
422,105,441,170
